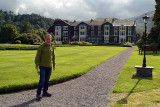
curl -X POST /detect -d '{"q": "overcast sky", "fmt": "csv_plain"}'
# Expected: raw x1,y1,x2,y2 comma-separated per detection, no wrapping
0,0,156,21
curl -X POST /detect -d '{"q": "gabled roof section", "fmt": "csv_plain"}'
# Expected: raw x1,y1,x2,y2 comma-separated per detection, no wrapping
54,19,71,25
113,21,136,26
95,18,114,23
70,21,81,26
88,19,104,26
77,21,89,26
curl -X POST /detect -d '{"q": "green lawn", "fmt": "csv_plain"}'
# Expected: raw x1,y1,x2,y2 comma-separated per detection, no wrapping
0,46,129,93
109,47,160,106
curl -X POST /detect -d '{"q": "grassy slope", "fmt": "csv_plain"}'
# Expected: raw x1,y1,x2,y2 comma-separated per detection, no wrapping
0,46,129,93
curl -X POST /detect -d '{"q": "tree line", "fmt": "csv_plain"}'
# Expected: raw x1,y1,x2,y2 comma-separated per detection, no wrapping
0,10,54,44
137,0,160,49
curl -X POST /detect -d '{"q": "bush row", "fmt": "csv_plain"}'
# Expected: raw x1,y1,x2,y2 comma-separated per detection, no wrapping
0,41,134,50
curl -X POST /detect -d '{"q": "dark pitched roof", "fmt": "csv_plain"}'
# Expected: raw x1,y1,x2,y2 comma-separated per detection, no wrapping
54,18,136,27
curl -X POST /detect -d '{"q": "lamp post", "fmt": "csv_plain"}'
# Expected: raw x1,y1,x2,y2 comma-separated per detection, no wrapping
142,14,150,67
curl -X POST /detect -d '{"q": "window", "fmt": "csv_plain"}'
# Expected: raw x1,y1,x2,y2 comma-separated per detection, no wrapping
63,37,68,41
63,31,68,36
120,31,125,36
55,31,61,36
114,31,118,36
56,37,61,41
128,31,131,36
114,37,117,42
91,26,94,30
114,26,118,31
104,25,110,30
63,26,68,30
80,31,85,35
91,31,94,36
104,31,109,35
80,26,85,29
55,26,61,30
128,26,131,31
128,37,131,42
98,31,101,36
120,26,125,30
74,26,77,30
98,26,101,30
74,31,77,36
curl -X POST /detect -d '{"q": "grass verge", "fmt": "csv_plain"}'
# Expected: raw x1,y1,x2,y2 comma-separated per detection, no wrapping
0,46,129,93
108,47,160,106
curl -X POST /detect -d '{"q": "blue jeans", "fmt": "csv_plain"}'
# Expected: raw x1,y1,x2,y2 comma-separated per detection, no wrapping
37,66,52,95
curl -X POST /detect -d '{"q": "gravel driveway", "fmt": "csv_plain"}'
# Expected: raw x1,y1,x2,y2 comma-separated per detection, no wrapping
0,46,136,107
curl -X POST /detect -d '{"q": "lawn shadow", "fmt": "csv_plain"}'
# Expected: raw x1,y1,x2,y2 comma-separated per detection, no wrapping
11,98,41,107
117,74,152,104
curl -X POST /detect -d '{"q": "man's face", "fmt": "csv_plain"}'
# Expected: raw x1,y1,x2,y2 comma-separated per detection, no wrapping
45,36,52,46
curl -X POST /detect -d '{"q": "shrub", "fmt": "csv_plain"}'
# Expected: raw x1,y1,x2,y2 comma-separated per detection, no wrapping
70,41,79,45
121,42,133,47
136,39,143,48
14,33,42,44
15,40,21,44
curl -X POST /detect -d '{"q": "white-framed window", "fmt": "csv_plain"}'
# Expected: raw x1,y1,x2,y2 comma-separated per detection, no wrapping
114,30,118,36
91,31,94,36
56,37,61,41
120,26,125,30
91,26,94,30
104,25,110,30
98,26,101,30
63,31,68,36
121,38,126,43
104,37,109,43
74,31,77,36
98,31,101,36
55,26,61,30
128,31,131,36
114,37,117,42
74,26,77,30
63,26,68,30
114,26,118,31
120,31,125,36
55,31,61,36
80,37,85,41
128,26,131,31
80,26,85,29
104,31,109,35
80,31,85,35
63,37,68,41
128,37,131,42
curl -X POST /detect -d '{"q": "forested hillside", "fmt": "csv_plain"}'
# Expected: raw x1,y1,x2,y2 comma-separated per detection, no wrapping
0,10,54,44
0,10,54,31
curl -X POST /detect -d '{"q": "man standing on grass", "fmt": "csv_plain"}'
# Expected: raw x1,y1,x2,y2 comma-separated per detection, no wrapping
35,34,55,98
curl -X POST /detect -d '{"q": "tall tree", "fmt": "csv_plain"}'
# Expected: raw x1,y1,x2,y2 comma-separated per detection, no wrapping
0,24,19,43
147,0,160,47
21,19,32,33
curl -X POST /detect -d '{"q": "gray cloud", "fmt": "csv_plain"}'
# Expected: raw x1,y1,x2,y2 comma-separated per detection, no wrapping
0,0,156,21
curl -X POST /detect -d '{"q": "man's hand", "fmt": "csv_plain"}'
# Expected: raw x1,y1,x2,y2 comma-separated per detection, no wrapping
53,66,56,71
36,66,38,70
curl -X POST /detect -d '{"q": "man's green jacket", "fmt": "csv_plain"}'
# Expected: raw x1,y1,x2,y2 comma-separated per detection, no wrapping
35,43,55,67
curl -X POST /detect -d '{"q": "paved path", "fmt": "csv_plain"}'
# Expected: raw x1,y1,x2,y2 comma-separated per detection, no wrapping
0,46,136,107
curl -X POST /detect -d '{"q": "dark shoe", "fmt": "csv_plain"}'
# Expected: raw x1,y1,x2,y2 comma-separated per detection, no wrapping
36,94,42,99
42,92,52,97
